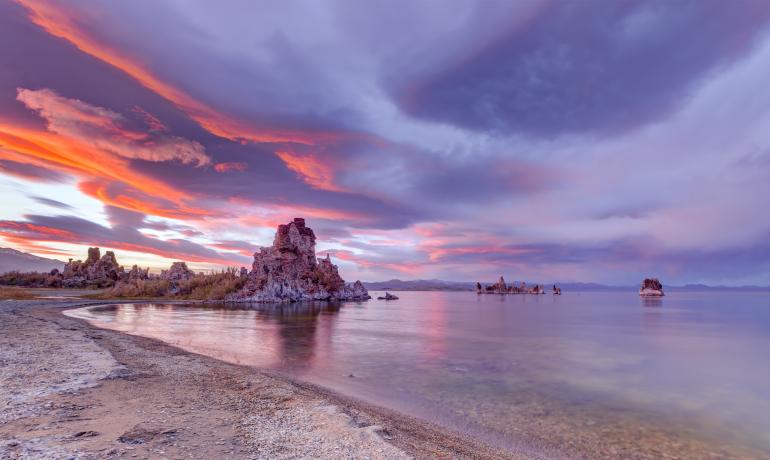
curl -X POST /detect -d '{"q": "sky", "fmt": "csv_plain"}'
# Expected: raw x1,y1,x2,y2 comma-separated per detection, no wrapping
2,0,770,285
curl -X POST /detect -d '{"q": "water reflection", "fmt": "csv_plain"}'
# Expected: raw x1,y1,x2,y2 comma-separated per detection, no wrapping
641,297,663,307
68,291,770,458
253,302,342,370
83,302,347,371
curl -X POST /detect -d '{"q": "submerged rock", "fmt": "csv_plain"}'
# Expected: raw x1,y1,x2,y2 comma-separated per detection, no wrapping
227,218,370,302
639,278,664,296
377,292,399,300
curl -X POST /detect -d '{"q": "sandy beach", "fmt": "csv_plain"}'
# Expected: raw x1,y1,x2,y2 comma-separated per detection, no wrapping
0,297,520,460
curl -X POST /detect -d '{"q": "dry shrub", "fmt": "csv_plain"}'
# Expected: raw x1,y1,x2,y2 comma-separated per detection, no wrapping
103,267,246,300
0,271,60,287
0,287,35,300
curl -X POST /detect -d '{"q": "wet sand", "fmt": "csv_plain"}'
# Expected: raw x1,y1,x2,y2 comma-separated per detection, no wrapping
0,298,521,459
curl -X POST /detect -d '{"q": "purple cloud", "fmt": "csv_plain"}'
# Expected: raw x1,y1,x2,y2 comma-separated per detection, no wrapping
393,1,770,137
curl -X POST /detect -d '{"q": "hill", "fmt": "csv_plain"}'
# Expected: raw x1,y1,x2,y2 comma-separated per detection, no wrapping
0,247,65,274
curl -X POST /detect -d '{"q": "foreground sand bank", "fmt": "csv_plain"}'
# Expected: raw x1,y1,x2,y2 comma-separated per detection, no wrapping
0,299,519,459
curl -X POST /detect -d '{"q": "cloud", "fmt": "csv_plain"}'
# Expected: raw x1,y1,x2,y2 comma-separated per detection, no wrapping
0,210,251,266
393,1,770,137
30,196,73,210
17,88,210,166
275,150,341,192
213,162,247,173
14,0,345,145
3,0,770,285
0,158,68,182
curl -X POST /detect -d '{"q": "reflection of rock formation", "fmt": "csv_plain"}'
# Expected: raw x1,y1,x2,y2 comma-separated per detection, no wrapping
641,297,663,307
639,278,664,297
228,218,370,302
256,302,342,370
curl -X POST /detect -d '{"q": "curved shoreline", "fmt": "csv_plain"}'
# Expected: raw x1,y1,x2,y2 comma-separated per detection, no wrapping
1,298,532,459
66,300,546,459
7,297,768,459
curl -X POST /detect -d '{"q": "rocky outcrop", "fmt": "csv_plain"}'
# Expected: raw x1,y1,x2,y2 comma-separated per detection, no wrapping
377,292,399,300
62,247,124,287
157,261,196,295
639,278,664,296
478,277,547,295
227,218,370,302
126,265,150,281
160,262,195,282
493,276,506,293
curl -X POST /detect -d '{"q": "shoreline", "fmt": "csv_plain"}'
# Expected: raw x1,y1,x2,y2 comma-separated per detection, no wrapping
0,298,528,459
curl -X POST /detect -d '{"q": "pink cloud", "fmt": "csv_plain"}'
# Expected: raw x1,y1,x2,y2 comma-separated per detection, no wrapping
17,88,210,166
214,162,247,173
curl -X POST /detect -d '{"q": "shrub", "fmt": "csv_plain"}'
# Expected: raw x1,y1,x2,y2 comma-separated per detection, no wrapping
0,271,50,287
102,267,246,300
0,287,35,299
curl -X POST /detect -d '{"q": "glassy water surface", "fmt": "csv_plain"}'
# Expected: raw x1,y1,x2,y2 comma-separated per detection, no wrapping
67,291,770,457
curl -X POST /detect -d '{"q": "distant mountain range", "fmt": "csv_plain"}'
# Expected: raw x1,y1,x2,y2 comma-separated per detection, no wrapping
363,279,770,292
0,247,65,274
364,279,476,291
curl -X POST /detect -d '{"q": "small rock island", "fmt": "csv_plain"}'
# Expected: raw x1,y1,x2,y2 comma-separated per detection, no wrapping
639,278,665,296
377,292,399,300
476,276,547,295
226,218,370,302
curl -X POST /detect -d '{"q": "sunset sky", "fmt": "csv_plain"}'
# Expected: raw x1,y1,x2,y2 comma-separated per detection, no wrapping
2,0,770,285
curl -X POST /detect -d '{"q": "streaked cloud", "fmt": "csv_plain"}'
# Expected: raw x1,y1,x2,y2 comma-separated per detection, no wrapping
17,88,210,166
1,0,770,284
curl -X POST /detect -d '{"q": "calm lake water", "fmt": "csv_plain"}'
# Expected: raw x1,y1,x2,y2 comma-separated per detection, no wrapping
67,291,770,458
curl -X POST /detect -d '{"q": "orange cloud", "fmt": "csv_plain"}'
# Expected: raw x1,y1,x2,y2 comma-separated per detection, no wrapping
78,181,215,220
0,221,79,240
17,88,210,166
0,220,242,266
275,150,342,192
214,162,247,173
0,125,188,203
14,0,340,146
131,106,168,132
0,86,228,221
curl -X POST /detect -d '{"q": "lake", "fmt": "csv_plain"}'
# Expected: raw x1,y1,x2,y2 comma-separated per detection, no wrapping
66,291,770,458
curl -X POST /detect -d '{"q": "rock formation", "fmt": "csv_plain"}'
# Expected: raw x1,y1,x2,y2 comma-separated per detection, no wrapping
493,276,506,293
227,218,370,302
477,277,548,295
639,278,664,296
126,265,150,281
158,261,195,295
160,261,195,282
62,247,124,287
377,292,399,300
